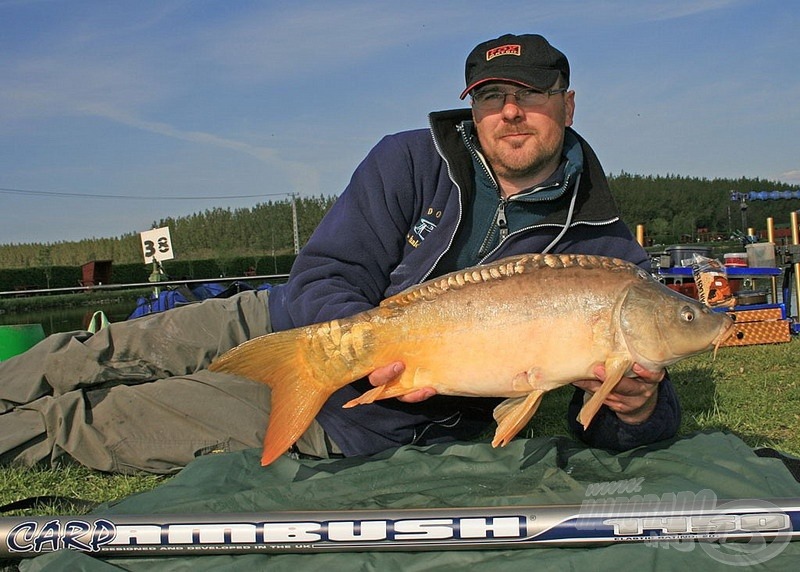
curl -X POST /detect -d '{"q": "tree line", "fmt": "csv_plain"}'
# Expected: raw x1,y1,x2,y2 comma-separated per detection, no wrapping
1,176,798,271
0,195,337,270
610,172,800,245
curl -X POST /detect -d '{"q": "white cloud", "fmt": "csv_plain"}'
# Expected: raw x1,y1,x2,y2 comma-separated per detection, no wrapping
779,170,800,184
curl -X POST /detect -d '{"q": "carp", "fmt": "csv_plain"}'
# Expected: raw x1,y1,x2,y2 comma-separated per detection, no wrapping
209,253,734,466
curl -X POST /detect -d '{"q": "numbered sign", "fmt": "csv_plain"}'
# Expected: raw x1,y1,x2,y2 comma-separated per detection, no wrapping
140,227,175,263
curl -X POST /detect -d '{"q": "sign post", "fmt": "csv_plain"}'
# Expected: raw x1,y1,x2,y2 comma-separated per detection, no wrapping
140,227,175,297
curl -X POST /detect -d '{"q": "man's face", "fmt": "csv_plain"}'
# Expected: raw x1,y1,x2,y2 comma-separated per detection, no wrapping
471,82,575,187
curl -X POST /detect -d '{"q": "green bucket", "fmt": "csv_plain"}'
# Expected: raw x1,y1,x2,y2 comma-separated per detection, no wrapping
0,324,45,361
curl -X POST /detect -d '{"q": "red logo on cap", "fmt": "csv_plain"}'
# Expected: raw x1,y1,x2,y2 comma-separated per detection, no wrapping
486,44,521,61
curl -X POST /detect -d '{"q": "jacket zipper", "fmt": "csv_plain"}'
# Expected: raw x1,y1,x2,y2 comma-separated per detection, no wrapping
459,126,511,258
477,199,508,258
478,171,577,263
496,200,509,239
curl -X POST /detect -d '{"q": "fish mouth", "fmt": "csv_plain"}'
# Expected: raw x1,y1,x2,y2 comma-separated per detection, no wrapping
711,320,736,359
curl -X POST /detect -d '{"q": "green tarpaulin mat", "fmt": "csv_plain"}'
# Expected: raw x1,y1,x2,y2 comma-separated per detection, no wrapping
19,432,800,571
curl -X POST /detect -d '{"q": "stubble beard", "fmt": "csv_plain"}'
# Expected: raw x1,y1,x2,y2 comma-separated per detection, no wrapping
486,135,563,184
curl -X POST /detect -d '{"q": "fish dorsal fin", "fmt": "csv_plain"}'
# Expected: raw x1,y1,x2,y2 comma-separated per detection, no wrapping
380,253,636,309
380,256,525,308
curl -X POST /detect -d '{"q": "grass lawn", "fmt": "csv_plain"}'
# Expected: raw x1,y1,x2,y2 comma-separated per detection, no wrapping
1,339,798,525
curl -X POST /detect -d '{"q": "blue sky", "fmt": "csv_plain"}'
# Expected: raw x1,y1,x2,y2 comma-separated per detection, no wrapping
1,0,798,245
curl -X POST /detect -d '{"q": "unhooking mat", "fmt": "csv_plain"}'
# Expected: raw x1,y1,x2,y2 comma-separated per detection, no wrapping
19,431,800,571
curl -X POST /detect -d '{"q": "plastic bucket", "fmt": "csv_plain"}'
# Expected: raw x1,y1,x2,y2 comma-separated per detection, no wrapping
723,252,748,267
746,242,776,268
0,324,45,361
664,245,713,267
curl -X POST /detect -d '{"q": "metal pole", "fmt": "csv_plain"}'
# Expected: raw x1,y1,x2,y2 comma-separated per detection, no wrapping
635,224,645,247
791,211,800,323
0,274,290,298
740,194,748,234
767,217,777,302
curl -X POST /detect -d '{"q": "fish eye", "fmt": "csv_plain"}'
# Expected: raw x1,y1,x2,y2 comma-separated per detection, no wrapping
681,307,696,322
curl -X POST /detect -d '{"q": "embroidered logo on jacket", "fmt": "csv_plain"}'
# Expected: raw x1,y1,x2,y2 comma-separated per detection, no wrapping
407,207,442,248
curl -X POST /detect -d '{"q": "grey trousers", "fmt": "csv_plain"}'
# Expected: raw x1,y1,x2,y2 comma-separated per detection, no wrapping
0,290,336,474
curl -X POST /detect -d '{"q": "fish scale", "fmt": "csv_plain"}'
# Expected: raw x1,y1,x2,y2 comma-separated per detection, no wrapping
384,254,627,307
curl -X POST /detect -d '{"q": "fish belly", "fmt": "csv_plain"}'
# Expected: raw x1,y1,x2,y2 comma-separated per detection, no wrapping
373,303,613,399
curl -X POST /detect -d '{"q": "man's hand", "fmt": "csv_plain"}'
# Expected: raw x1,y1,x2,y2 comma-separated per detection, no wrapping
572,363,665,425
367,361,436,403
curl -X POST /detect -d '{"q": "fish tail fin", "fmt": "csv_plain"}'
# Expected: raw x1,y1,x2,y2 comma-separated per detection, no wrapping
578,355,631,429
209,330,338,466
260,374,331,466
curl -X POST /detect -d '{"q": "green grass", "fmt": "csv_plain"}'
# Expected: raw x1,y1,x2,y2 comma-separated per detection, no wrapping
0,464,166,516
1,339,799,520
673,339,800,454
0,467,166,571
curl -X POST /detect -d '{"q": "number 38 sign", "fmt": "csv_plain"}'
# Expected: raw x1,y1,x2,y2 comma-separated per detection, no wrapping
140,227,175,263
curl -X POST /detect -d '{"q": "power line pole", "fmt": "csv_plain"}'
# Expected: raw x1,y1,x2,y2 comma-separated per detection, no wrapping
740,194,748,235
291,194,300,255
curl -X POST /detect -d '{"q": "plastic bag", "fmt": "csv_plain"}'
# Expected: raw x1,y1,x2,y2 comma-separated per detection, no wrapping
691,254,736,308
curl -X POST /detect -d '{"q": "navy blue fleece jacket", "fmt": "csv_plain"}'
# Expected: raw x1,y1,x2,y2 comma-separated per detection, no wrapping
268,108,680,457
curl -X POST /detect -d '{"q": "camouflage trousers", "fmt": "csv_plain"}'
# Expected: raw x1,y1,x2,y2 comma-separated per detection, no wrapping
0,290,338,474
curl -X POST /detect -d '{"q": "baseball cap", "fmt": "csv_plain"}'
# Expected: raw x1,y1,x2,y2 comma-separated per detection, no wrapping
460,34,570,99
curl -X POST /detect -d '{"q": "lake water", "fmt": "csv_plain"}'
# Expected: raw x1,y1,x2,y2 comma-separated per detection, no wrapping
0,300,140,336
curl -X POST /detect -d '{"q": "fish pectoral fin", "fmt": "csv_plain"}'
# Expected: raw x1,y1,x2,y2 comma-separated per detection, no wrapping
343,367,432,408
577,354,632,430
491,390,546,448
342,380,420,407
343,384,388,407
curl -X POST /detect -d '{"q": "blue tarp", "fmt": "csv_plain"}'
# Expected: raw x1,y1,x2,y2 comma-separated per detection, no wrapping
128,282,272,320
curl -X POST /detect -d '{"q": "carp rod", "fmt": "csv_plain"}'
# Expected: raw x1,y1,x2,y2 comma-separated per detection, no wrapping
2,495,800,559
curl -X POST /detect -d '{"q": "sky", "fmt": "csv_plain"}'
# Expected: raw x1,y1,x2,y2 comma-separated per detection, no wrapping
1,0,799,245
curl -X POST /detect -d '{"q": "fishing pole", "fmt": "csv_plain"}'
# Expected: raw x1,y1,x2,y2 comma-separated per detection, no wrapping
2,496,799,559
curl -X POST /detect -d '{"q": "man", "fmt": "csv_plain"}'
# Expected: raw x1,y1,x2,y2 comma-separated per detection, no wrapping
269,33,676,458
0,34,678,474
